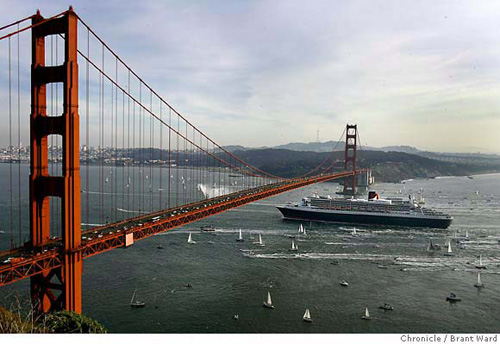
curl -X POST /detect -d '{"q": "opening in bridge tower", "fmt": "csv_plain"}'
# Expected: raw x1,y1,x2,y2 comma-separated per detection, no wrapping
342,124,357,196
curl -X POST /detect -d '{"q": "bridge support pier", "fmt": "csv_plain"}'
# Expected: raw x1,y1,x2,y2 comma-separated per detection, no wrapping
30,8,82,314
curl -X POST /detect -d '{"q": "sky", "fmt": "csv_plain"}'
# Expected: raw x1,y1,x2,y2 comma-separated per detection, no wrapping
2,0,500,153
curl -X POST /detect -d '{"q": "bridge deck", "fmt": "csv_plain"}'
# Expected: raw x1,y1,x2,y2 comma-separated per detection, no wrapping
0,171,362,286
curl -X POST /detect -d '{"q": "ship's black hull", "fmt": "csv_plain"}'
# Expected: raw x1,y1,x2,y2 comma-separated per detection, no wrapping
276,206,452,229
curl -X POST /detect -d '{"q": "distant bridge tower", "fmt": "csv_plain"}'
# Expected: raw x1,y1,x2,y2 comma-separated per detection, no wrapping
342,124,357,195
30,8,82,313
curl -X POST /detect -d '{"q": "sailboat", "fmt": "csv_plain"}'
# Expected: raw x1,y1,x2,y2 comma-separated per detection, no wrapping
444,240,453,256
289,238,298,251
303,308,312,322
298,224,304,234
476,254,486,269
258,234,265,247
130,289,146,308
187,233,196,244
236,229,244,242
263,291,274,309
352,227,358,236
474,272,484,288
361,307,371,320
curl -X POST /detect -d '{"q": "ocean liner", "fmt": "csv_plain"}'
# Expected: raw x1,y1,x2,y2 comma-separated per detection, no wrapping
276,191,452,229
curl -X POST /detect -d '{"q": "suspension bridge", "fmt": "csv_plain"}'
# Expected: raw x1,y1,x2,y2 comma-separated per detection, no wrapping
0,8,367,314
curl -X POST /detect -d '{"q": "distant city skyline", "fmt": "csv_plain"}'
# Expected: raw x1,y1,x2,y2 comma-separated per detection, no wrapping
1,0,500,153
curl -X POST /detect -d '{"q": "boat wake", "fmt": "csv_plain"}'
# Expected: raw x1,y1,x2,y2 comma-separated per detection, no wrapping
242,252,394,261
117,208,145,214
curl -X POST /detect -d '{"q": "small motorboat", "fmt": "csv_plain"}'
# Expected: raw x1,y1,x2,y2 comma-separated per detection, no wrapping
200,225,216,232
303,308,312,322
185,283,193,288
340,280,349,287
446,293,461,302
379,303,394,311
263,291,274,309
156,244,164,249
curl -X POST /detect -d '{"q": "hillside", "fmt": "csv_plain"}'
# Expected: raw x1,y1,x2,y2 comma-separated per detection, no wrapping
231,149,500,183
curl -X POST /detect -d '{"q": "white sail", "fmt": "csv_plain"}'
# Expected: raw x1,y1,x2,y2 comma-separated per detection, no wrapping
447,241,452,253
238,229,243,240
131,290,136,303
477,273,482,284
365,307,370,318
303,226,307,235
465,230,469,238
353,227,357,235
188,233,195,244
479,254,483,267
258,234,263,245
291,239,296,250
267,291,272,305
303,309,311,319
299,224,304,233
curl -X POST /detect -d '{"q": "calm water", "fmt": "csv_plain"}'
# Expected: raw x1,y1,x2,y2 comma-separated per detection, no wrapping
1,169,500,333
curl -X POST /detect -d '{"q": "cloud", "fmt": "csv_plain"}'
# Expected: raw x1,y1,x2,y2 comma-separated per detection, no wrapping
1,0,500,152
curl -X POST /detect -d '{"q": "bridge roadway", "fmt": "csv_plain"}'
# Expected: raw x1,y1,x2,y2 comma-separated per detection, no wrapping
0,170,363,286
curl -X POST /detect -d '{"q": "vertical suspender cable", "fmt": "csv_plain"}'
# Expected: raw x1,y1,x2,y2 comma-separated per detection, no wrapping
114,57,119,221
86,28,90,228
176,115,180,207
150,91,153,213
17,24,21,244
101,45,105,223
184,121,188,202
55,36,60,237
98,44,102,224
122,90,125,220
109,61,114,223
159,100,163,210
50,36,54,236
167,108,171,208
138,83,142,213
127,71,131,213
109,59,114,223
132,100,136,213
8,37,13,249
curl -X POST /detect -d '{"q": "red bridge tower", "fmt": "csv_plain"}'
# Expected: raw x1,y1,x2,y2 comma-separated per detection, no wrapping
30,8,82,313
342,124,357,195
